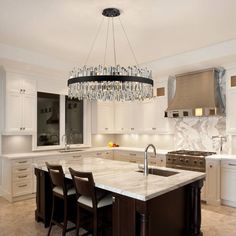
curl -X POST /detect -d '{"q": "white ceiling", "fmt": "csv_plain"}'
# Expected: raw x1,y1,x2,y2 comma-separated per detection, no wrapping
1,0,236,67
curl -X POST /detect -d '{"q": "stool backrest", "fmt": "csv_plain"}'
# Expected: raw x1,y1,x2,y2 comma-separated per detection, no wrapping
46,162,66,194
69,167,97,207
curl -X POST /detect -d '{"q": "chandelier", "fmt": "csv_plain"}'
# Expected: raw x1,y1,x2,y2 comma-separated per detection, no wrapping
68,8,153,101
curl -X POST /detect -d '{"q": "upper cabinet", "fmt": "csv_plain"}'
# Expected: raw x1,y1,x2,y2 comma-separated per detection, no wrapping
114,101,142,133
91,80,173,135
92,101,114,134
142,83,173,134
227,74,236,134
4,72,37,134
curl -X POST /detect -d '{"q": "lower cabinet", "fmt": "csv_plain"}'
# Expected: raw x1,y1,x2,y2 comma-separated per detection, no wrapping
221,159,236,207
2,158,33,202
205,158,221,205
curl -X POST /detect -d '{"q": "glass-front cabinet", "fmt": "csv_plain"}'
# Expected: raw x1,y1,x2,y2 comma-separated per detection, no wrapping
37,92,60,146
65,96,83,144
36,92,88,149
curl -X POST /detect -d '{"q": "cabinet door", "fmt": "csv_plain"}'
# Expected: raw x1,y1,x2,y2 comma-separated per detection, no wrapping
227,90,236,133
5,92,23,132
22,94,36,132
113,194,136,236
142,98,158,132
206,160,220,204
114,102,129,133
22,78,37,95
221,162,236,203
92,101,114,133
6,76,22,93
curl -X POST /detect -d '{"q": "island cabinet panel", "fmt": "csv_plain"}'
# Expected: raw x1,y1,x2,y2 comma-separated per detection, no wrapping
112,194,136,236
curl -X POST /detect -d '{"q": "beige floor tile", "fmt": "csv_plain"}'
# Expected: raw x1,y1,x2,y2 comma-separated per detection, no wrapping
1,197,236,235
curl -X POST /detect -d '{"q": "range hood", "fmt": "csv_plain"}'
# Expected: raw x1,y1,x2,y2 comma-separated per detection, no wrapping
165,68,225,118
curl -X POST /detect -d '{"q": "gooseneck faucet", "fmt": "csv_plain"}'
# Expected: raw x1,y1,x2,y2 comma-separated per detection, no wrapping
144,144,157,176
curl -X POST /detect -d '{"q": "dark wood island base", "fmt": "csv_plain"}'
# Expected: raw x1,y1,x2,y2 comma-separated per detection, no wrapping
35,168,203,236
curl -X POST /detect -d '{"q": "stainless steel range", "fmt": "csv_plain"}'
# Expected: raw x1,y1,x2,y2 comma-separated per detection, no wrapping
166,150,216,172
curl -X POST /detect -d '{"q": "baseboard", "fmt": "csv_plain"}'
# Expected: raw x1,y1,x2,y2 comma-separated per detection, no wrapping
221,199,236,208
206,198,221,206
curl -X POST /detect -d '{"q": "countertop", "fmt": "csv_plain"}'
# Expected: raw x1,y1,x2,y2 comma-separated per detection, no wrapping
1,147,170,160
206,154,236,161
41,157,205,201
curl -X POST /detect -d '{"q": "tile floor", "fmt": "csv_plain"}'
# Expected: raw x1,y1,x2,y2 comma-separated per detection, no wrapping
0,197,236,236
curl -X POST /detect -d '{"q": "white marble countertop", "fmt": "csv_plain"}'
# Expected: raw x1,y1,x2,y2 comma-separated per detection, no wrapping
1,147,170,160
206,154,236,161
45,157,205,201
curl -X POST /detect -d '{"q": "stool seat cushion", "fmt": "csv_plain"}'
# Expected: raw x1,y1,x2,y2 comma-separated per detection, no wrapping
78,193,112,208
53,186,76,196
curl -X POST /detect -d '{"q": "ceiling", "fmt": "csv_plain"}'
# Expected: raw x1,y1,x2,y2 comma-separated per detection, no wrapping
1,0,236,67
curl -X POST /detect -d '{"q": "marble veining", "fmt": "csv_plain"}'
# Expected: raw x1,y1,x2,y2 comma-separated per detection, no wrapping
42,157,205,201
174,116,229,153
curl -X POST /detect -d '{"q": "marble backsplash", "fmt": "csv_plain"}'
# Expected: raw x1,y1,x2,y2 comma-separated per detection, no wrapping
174,116,228,153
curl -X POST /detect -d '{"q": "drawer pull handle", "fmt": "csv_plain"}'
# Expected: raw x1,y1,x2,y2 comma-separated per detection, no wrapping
228,163,236,166
129,160,136,163
152,127,156,130
19,184,27,188
73,155,81,158
18,175,27,178
129,153,136,156
18,168,27,171
18,161,27,164
96,153,102,155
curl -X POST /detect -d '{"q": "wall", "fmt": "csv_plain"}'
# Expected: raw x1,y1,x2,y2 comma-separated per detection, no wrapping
1,135,32,154
91,134,116,147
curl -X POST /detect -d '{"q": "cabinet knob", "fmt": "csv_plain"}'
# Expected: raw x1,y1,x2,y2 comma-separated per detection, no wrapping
210,165,213,168
112,196,116,203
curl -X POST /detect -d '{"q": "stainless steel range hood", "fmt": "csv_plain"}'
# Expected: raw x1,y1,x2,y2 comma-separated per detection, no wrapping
165,68,225,118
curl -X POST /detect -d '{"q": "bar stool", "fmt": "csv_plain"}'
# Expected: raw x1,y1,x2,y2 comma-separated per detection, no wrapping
46,162,76,236
69,167,112,236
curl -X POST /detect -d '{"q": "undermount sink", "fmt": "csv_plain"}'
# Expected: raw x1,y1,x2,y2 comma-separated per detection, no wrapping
58,149,84,153
137,168,178,177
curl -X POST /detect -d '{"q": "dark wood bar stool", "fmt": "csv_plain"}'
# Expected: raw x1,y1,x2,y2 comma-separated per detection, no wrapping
69,167,112,236
46,162,76,236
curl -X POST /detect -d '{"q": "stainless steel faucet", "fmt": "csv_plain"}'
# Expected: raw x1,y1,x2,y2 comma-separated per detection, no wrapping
212,135,227,153
144,144,157,176
62,134,71,150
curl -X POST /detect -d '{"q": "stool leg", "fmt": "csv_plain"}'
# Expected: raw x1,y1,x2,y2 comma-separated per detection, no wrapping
62,200,68,236
76,205,80,236
93,212,98,236
47,195,55,236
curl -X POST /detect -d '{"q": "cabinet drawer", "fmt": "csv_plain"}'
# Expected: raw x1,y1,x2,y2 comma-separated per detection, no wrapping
13,172,32,182
12,165,32,174
221,160,236,169
13,181,32,196
13,159,32,166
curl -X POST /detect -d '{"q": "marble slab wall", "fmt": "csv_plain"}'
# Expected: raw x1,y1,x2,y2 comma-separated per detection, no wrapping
174,116,229,153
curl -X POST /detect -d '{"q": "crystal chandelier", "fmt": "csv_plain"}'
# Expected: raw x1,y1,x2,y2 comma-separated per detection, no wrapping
68,8,153,101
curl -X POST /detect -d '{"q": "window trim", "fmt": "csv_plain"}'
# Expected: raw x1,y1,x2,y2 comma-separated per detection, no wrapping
32,94,91,151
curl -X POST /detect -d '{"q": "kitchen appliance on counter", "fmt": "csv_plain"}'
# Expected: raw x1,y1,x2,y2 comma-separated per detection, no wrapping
166,150,216,172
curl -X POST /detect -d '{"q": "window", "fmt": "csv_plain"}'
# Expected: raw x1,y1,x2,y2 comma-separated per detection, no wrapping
37,92,60,146
65,97,83,144
34,92,91,150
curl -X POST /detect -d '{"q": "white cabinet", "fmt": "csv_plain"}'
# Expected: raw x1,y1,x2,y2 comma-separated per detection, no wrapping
221,159,236,207
141,81,173,134
2,157,33,202
205,158,221,205
88,150,114,160
113,150,143,163
4,73,37,134
92,101,114,134
114,102,141,133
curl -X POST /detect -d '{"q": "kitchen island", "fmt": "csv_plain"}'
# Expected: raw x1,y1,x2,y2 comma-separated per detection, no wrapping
35,157,205,236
